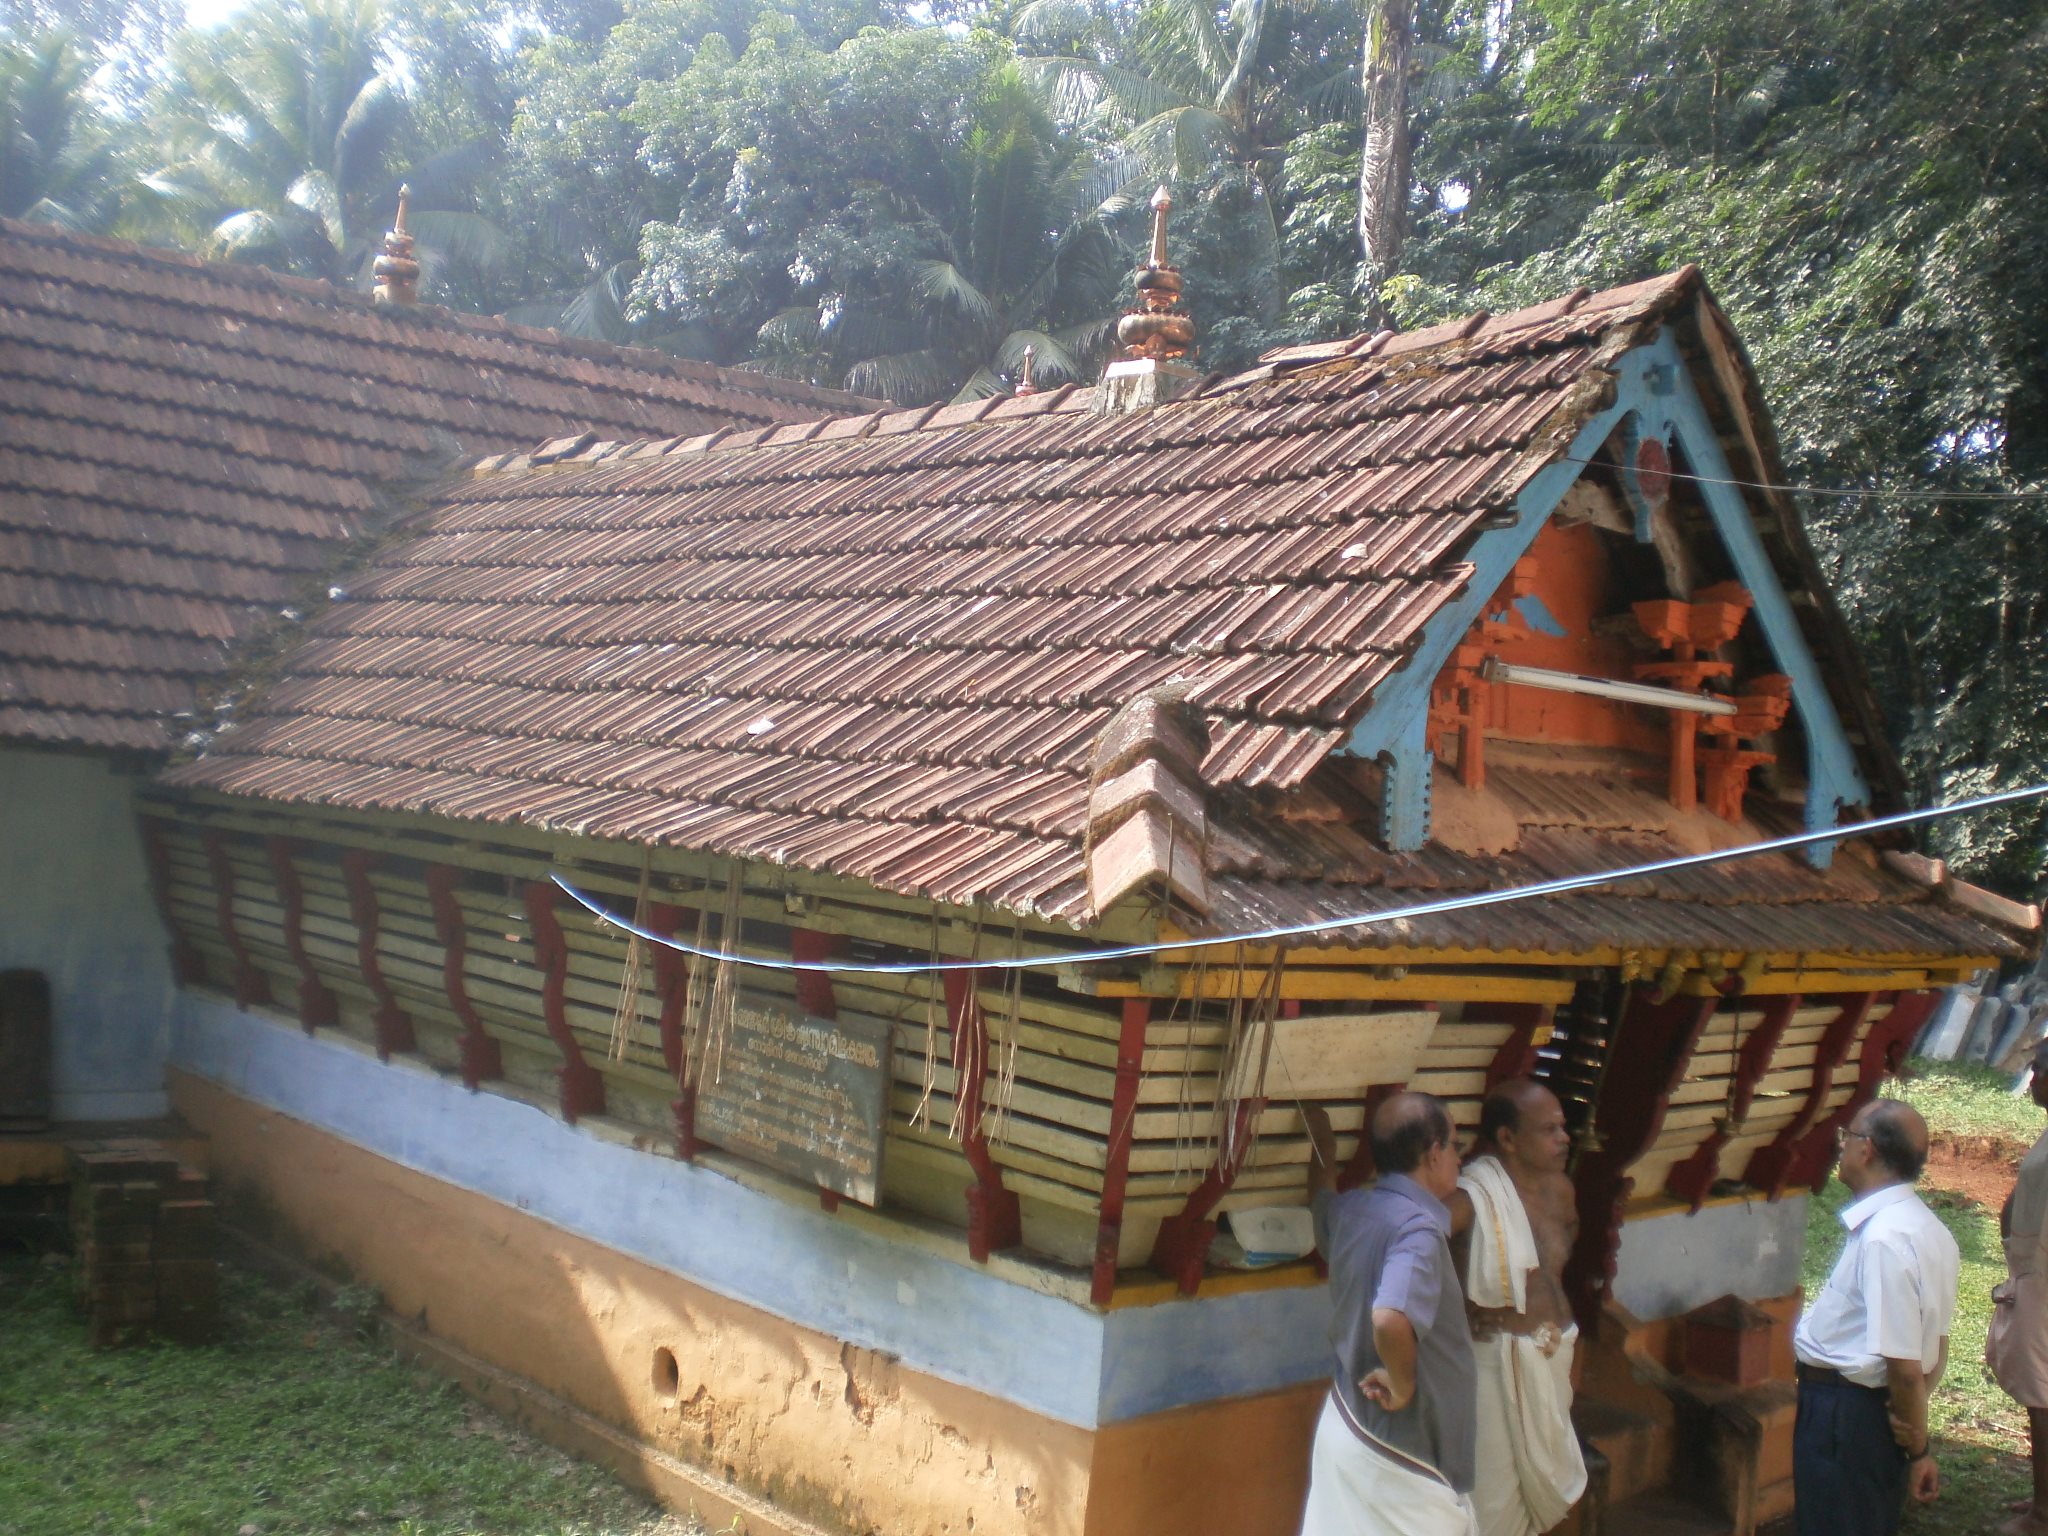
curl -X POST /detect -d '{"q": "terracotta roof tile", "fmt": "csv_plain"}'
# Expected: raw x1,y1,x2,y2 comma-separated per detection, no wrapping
166,263,1979,952
0,219,870,752
163,270,1727,924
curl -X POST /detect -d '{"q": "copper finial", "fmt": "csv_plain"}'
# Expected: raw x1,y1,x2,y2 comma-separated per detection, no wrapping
1015,344,1039,397
1147,185,1172,268
1116,184,1194,362
373,184,420,306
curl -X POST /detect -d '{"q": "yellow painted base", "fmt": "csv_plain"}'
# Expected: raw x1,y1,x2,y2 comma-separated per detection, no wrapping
169,1069,1325,1536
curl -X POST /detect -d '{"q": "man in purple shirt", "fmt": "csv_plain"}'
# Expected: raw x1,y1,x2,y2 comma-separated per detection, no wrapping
1301,1092,1479,1535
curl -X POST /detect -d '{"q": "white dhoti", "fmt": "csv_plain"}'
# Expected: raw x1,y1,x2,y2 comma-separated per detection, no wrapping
1300,1395,1478,1536
1460,1158,1587,1536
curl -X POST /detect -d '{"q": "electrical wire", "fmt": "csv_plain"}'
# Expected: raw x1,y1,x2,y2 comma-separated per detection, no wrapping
1562,456,2047,503
550,780,2048,977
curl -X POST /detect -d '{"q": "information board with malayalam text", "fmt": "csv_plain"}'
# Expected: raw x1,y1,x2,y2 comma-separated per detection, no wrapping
693,996,893,1206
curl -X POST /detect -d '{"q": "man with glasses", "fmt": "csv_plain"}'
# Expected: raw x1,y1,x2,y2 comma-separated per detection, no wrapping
1300,1091,1478,1535
1792,1097,1959,1535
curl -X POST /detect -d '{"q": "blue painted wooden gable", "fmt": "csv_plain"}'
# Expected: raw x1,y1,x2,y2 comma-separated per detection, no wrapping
1340,326,1869,865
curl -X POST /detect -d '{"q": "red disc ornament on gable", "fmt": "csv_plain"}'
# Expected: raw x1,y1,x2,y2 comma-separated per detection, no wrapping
1634,435,1672,509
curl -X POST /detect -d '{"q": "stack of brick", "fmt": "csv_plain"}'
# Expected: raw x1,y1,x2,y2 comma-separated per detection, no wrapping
67,1142,218,1347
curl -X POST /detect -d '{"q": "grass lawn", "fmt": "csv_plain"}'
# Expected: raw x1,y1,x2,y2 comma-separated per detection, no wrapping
0,1249,702,1536
1801,1057,2045,1534
1898,1058,2043,1146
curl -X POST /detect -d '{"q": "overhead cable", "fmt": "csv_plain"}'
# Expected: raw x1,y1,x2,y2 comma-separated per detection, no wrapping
1562,456,2046,503
549,781,2048,977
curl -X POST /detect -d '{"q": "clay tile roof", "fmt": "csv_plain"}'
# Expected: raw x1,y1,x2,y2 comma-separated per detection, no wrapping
173,263,1955,940
0,218,872,753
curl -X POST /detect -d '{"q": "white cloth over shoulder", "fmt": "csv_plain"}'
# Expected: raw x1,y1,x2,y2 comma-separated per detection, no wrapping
1300,1395,1478,1536
1460,1157,1587,1536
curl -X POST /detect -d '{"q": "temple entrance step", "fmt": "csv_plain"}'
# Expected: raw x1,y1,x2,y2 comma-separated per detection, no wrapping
1597,1491,1738,1536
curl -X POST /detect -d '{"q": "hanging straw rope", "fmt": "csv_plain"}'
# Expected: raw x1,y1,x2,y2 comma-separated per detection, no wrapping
606,849,654,1061
679,898,713,1089
911,910,943,1129
701,864,743,1086
1212,954,1286,1169
946,910,984,1142
988,919,1025,1145
1169,954,1210,1175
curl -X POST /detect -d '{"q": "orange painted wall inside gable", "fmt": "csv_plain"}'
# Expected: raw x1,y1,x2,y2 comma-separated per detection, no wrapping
1444,517,1670,756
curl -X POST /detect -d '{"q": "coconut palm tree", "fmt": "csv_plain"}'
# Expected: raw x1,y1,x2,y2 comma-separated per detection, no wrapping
1010,0,1360,323
746,66,1127,403
0,30,123,230
137,0,501,292
1358,0,1411,321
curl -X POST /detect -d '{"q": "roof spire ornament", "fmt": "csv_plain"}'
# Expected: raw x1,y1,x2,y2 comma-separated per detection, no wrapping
1095,185,1201,414
1115,186,1195,362
373,186,420,307
1014,344,1039,397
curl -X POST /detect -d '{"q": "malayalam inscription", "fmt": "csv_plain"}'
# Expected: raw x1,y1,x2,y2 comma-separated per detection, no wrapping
694,996,893,1205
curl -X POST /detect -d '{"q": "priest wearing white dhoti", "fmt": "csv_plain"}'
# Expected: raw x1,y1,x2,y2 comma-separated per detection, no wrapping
1301,1092,1479,1536
1451,1081,1587,1536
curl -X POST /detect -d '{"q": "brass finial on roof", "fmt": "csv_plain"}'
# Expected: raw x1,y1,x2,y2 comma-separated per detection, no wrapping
1015,343,1039,397
373,184,420,307
1116,184,1194,362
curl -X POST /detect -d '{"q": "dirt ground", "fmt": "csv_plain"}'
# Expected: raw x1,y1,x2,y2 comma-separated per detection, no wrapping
1922,1135,2025,1216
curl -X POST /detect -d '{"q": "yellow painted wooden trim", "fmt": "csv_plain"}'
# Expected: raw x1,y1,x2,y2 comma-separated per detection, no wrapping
1107,1261,1326,1310
1086,971,1576,1004
1154,926,1995,975
1674,967,1967,997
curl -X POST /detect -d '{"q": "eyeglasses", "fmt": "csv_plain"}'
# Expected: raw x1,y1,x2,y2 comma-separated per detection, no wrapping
1839,1128,1871,1145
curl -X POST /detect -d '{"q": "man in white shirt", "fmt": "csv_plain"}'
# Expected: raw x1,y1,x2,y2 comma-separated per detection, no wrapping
1793,1098,1959,1536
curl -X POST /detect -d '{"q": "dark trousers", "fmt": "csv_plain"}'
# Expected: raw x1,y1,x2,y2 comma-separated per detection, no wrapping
1795,1376,1908,1536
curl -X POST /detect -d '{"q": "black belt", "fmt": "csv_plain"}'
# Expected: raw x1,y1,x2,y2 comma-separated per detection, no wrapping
1796,1362,1886,1394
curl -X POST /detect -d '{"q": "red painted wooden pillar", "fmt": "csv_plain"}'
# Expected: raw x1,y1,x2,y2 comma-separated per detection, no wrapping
1149,999,1303,1294
201,828,271,1009
137,817,207,985
791,927,848,1209
339,851,415,1059
1779,989,1940,1195
1476,1001,1553,1090
646,902,698,1158
1150,1097,1262,1294
1092,996,1152,1305
1563,988,1720,1331
265,837,338,1035
1741,993,1873,1199
426,865,500,1089
524,881,605,1122
946,969,1022,1262
1665,993,1799,1212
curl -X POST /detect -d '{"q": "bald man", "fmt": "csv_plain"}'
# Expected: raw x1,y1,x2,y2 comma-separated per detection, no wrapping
1301,1092,1478,1535
1793,1098,1959,1536
1449,1081,1587,1536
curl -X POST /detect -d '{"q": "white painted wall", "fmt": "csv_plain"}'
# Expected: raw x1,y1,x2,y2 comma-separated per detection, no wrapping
1611,1194,1810,1318
1,746,176,1118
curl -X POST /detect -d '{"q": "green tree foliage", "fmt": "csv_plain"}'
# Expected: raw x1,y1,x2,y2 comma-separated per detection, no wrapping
1292,0,2048,890
137,0,504,295
492,0,901,341
0,30,123,229
0,0,182,105
627,21,1124,397
1010,0,1360,350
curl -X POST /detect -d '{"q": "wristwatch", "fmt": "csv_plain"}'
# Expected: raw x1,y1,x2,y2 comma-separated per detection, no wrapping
1908,1444,1932,1461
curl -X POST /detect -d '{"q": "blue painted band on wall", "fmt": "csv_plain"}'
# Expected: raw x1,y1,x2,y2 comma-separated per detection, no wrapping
170,994,1338,1427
